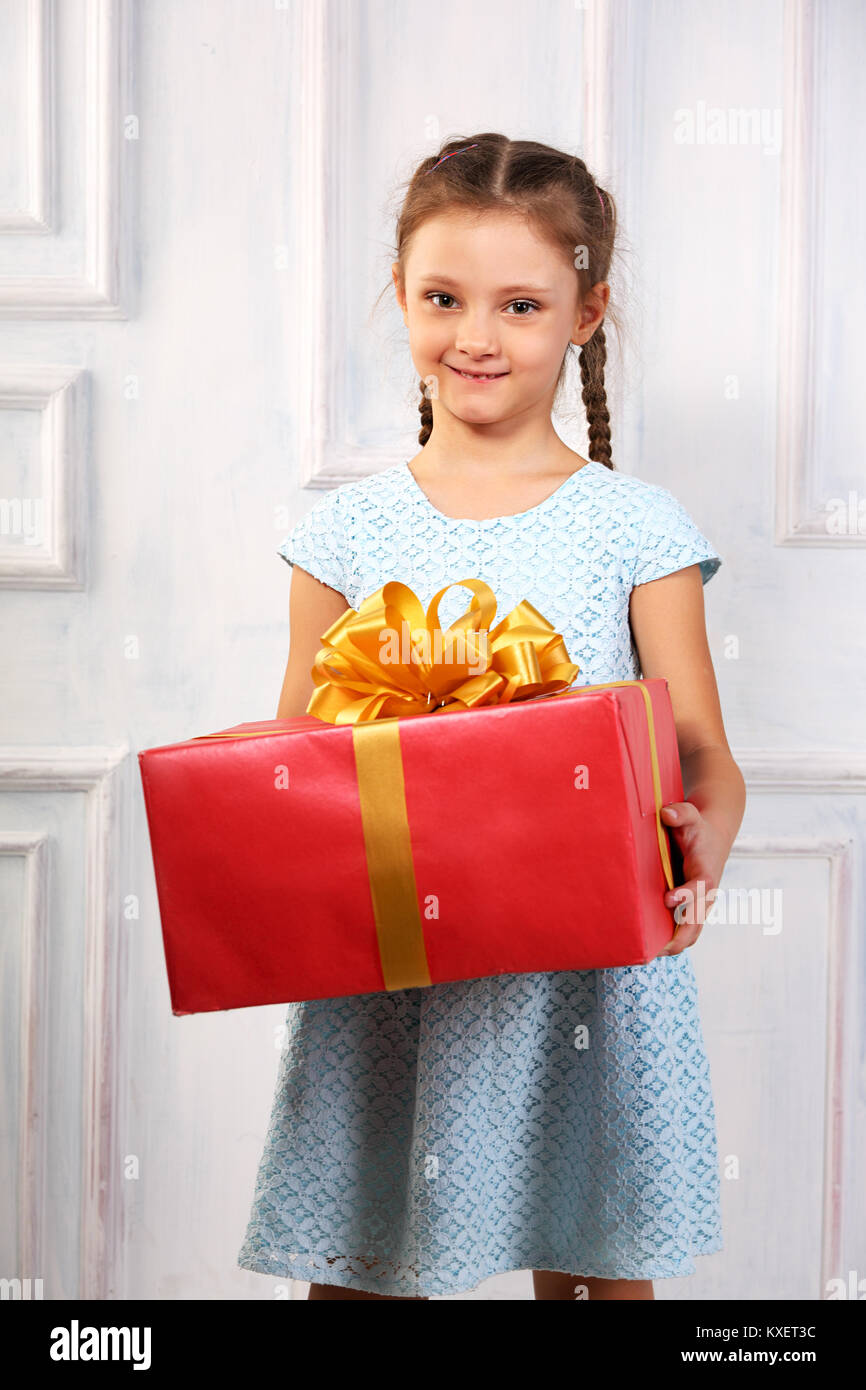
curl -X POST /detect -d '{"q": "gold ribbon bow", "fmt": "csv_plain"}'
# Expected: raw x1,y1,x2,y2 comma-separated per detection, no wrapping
305,577,581,725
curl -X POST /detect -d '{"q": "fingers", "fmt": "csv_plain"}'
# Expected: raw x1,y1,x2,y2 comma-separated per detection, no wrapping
659,876,716,955
658,919,703,956
658,805,711,956
660,802,701,826
664,875,716,913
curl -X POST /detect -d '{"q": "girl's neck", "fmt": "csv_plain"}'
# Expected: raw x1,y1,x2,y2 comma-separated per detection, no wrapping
409,441,590,482
405,447,593,524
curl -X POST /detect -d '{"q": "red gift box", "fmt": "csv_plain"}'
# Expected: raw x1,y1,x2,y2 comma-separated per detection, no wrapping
138,677,683,1014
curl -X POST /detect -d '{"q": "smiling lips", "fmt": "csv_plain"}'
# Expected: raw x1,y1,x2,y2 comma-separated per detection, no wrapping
446,363,509,382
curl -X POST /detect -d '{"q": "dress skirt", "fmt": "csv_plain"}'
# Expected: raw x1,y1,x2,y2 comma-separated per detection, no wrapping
236,954,723,1298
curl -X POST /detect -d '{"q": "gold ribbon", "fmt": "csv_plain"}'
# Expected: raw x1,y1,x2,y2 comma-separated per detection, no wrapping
191,581,675,990
352,720,432,990
560,680,675,894
305,577,580,724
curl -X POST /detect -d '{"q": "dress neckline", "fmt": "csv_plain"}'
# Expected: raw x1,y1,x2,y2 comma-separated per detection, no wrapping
401,458,600,525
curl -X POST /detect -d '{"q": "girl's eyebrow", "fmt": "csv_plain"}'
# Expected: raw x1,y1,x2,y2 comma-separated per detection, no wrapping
417,274,553,295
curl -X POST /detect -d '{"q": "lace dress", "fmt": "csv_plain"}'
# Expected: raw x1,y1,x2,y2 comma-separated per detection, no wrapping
236,458,724,1296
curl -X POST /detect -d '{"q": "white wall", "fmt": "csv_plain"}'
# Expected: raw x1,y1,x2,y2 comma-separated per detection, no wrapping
0,0,863,1301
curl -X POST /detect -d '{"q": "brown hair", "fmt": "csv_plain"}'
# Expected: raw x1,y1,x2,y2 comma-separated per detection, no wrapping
388,133,621,470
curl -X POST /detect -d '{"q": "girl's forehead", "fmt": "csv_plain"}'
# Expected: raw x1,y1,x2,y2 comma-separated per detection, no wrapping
406,213,568,275
412,208,544,244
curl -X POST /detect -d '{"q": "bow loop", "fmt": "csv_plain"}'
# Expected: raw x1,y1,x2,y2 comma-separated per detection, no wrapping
307,577,580,724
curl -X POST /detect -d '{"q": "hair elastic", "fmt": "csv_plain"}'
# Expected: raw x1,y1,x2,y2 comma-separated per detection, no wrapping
424,143,480,175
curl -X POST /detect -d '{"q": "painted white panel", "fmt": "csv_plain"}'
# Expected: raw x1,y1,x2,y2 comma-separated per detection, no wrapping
0,0,862,1304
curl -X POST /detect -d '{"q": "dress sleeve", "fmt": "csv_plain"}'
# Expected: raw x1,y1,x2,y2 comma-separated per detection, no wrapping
277,487,346,595
631,486,722,588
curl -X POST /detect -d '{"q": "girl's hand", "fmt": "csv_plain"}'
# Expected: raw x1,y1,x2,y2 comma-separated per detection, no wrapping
656,801,726,957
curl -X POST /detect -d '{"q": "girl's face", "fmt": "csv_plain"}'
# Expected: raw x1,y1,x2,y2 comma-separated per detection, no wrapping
393,209,608,429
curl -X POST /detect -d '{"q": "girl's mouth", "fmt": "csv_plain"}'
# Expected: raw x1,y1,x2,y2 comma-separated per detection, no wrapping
446,364,509,383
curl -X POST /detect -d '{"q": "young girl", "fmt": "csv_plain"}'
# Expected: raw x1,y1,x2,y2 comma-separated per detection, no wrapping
237,133,746,1302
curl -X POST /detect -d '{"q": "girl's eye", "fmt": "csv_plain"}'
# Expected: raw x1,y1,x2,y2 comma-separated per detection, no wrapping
425,293,540,315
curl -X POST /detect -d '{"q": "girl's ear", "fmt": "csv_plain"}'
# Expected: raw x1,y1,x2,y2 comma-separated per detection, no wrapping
571,281,610,345
392,263,407,315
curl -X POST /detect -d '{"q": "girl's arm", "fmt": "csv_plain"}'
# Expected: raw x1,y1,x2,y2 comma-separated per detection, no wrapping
629,563,746,955
276,565,351,718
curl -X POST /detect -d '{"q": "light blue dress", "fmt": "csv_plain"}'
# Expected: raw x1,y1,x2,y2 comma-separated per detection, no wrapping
237,458,724,1296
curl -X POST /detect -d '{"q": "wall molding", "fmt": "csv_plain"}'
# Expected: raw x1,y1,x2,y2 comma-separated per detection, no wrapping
0,0,54,233
298,0,352,486
733,748,866,792
774,0,859,545
0,365,87,589
0,830,51,1279
728,834,854,1300
730,751,864,1291
0,0,130,318
0,745,130,1299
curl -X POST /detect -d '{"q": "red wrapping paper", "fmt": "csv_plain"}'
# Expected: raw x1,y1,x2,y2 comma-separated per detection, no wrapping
138,678,683,1014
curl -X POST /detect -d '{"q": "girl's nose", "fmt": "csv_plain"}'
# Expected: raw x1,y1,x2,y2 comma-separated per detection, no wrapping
454,322,500,356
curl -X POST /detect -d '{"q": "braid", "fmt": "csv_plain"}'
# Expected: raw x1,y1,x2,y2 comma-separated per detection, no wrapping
579,328,613,469
418,378,433,446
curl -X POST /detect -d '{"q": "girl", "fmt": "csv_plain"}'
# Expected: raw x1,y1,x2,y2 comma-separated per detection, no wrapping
237,134,746,1302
